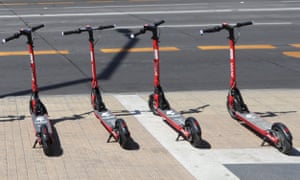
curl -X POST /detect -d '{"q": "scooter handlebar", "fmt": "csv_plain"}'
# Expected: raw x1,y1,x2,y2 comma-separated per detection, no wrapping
236,21,253,27
62,29,81,36
130,20,165,39
62,24,115,36
31,24,45,32
200,21,253,35
2,24,44,43
130,29,146,39
96,24,115,30
200,26,222,35
154,20,165,27
2,32,21,44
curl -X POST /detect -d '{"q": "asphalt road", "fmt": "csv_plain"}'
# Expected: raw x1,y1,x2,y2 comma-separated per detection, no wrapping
0,0,300,97
1,1,300,179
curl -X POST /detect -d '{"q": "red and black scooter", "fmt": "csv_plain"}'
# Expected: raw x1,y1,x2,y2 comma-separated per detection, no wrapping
62,25,131,148
131,20,203,147
2,24,54,155
200,22,293,154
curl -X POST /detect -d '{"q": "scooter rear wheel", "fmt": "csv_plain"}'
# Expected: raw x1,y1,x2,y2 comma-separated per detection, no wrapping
115,118,130,148
185,117,202,147
40,125,52,156
271,122,293,155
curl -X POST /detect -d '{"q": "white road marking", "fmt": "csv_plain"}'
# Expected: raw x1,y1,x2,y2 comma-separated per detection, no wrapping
115,94,300,179
115,94,239,179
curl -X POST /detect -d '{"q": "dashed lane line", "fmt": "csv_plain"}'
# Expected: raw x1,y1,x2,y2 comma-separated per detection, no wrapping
283,51,300,58
0,50,69,56
198,45,277,50
290,44,300,48
100,47,179,53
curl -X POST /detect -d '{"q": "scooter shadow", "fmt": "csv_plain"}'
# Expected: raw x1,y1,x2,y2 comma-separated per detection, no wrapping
46,112,92,157
122,137,140,150
47,126,63,157
0,115,26,122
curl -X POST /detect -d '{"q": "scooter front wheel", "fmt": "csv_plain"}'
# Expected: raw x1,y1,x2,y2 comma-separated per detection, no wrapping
148,94,159,115
115,118,130,148
40,125,52,156
185,117,202,147
226,95,239,120
272,122,293,155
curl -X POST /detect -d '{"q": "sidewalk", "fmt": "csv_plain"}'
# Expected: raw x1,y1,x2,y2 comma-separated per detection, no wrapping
0,89,299,180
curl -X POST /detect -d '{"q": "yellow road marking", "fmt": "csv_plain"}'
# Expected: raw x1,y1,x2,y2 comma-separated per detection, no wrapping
0,50,69,56
198,44,277,50
283,51,300,58
100,47,179,53
290,44,300,48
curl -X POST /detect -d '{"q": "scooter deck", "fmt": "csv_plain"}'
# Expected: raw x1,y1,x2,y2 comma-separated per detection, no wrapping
236,112,272,130
158,109,185,126
32,114,53,134
94,110,116,127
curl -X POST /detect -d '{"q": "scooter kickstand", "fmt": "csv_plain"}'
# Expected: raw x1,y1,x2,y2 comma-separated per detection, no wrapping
176,133,182,141
106,134,113,143
32,139,38,148
261,138,268,146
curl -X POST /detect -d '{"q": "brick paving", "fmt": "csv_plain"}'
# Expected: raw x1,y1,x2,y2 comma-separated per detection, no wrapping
0,89,299,179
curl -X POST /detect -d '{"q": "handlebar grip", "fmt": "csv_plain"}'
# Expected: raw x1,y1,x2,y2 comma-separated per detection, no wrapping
154,20,165,27
62,29,81,36
2,33,20,44
236,21,253,27
31,24,44,32
97,24,115,30
129,29,146,39
200,26,222,35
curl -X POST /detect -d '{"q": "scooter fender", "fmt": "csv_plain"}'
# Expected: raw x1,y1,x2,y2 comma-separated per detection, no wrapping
32,114,52,134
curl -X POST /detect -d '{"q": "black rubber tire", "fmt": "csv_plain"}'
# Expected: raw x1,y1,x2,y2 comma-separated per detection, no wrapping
40,125,51,156
148,94,159,115
115,119,130,148
271,122,293,155
185,117,202,147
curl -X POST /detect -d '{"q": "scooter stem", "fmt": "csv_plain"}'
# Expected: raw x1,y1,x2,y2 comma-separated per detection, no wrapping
89,40,99,89
153,38,160,87
28,44,39,93
229,38,237,89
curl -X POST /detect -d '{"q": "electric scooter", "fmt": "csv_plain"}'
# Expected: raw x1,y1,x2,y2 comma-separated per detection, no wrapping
2,24,54,155
130,20,203,147
62,25,131,148
200,22,293,154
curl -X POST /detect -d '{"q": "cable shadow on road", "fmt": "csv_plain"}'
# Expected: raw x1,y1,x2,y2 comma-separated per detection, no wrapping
255,111,297,118
179,104,210,115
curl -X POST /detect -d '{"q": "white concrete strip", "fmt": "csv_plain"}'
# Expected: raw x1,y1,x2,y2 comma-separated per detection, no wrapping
115,94,239,180
116,94,300,179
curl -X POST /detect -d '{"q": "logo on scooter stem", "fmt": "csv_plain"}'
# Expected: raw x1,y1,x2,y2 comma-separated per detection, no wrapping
230,48,234,78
